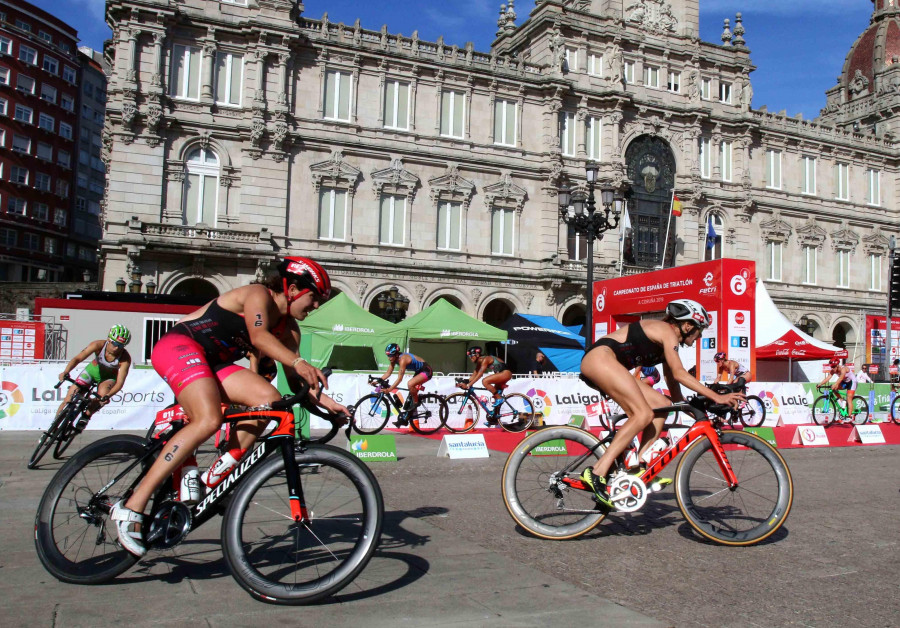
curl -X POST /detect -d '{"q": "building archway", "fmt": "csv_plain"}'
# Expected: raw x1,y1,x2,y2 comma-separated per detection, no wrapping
170,277,219,300
561,303,586,329
624,135,677,268
430,294,462,309
367,286,411,323
482,298,514,327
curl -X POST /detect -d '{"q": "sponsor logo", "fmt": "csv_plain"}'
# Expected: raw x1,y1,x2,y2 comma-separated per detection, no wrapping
775,349,790,356
511,326,576,337
0,381,25,419
351,439,368,451
439,330,479,337
773,340,787,346
355,450,397,458
286,260,319,282
760,390,780,415
332,323,376,334
730,274,747,295
596,288,607,312
703,272,714,287
526,387,553,418
735,312,745,325
196,444,266,516
794,340,808,346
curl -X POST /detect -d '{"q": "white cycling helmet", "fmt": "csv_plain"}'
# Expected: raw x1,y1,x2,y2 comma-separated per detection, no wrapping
666,299,712,330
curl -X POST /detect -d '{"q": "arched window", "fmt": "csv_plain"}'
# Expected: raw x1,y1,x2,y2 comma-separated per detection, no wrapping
704,212,724,261
183,147,220,226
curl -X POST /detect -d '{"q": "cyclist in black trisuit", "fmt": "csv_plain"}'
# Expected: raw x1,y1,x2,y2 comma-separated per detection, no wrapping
457,347,512,423
579,299,743,507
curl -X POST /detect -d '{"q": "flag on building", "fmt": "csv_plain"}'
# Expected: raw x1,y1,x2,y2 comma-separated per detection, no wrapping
706,214,720,250
671,194,683,217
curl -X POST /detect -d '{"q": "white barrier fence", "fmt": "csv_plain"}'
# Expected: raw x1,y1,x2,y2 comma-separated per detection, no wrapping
1,362,820,430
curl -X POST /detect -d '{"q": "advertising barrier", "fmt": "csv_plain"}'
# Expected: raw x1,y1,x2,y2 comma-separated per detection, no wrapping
2,363,896,431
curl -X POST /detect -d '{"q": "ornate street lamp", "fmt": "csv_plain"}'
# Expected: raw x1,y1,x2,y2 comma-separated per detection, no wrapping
115,278,127,293
558,161,622,344
377,286,409,323
145,279,157,295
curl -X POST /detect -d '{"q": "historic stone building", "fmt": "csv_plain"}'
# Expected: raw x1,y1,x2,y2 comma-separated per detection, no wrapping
98,0,899,363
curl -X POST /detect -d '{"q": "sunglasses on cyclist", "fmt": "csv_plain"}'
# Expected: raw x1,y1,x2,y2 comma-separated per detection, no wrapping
110,340,125,348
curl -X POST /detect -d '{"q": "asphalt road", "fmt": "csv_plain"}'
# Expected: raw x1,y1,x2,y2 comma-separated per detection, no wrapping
3,429,899,627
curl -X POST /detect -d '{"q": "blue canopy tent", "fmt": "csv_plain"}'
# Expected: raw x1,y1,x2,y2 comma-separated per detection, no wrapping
497,314,585,373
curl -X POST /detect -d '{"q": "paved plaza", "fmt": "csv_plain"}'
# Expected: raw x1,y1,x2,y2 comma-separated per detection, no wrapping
2,430,899,627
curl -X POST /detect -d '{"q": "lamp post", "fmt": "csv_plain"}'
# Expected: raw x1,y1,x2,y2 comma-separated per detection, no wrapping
558,162,622,344
115,278,127,293
377,286,409,323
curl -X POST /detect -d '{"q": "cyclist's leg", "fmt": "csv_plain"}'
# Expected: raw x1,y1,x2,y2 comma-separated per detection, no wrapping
218,366,282,450
634,382,672,462
407,372,428,406
483,370,511,401
86,379,116,417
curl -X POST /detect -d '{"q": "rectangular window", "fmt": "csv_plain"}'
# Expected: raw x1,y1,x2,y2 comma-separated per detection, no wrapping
12,134,30,153
40,83,57,103
56,180,69,197
437,200,461,251
38,30,52,44
767,241,782,281
834,162,849,200
42,55,58,75
10,165,28,184
61,94,74,112
624,61,634,84
0,128,4,147
0,97,6,115
7,197,26,215
214,51,243,106
170,45,201,99
0,229,15,247
75,196,86,212
16,73,34,94
82,104,92,119
317,188,346,240
588,53,602,76
721,141,732,182
14,103,33,123
44,236,56,254
0,36,11,55
35,172,51,191
493,98,517,146
379,195,406,246
15,19,31,33
59,122,73,140
143,319,180,364
491,207,515,256
560,111,575,157
564,48,577,72
62,65,76,83
642,65,659,88
53,208,66,226
766,149,782,189
567,226,587,262
323,69,352,121
837,250,850,288
23,233,39,250
701,77,711,100
57,150,69,167
0,66,8,85
802,245,817,285
383,79,410,130
867,168,881,205
33,202,48,220
719,81,732,103
586,116,602,161
19,44,37,65
869,254,882,291
667,71,680,93
699,137,711,178
38,112,54,132
440,89,465,138
801,156,816,195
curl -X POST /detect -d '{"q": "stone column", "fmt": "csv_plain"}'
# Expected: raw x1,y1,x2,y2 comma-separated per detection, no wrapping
201,41,217,102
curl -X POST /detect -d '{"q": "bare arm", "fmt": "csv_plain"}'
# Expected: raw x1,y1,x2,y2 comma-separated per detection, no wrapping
465,358,489,387
659,333,742,407
380,362,396,383
105,353,131,397
388,356,408,392
60,340,104,379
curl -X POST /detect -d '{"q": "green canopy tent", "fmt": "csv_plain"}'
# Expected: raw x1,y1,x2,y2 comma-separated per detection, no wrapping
297,292,405,372
396,299,508,373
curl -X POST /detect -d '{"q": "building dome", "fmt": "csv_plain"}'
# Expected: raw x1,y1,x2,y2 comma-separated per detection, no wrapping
841,1,900,99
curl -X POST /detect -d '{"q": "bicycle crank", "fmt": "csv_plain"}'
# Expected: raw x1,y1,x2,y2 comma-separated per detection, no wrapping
608,473,647,513
146,501,193,549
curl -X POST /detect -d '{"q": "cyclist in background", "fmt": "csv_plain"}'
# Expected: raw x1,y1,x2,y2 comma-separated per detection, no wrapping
713,352,753,386
57,325,133,427
380,343,433,427
579,300,743,507
457,347,512,425
112,257,347,558
818,357,857,423
633,365,661,386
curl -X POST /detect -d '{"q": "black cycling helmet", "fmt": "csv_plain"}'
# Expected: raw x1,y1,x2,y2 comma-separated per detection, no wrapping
277,256,332,305
467,346,483,358
385,343,401,357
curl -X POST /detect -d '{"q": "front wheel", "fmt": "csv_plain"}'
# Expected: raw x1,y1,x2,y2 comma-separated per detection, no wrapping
28,404,72,469
496,393,536,433
350,394,391,435
502,426,608,540
851,397,870,425
34,435,154,583
222,444,384,605
811,395,836,427
443,392,480,433
675,431,793,546
891,395,900,425
736,395,766,428
408,394,448,435
53,410,86,459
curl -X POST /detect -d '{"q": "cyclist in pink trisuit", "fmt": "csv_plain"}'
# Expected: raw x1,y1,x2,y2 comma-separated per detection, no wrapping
112,257,347,557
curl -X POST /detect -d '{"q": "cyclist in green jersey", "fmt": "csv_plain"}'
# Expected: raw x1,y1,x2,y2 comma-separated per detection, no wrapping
57,325,133,424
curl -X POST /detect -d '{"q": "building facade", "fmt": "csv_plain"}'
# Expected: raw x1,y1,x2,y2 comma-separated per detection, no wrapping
0,0,100,282
98,0,899,364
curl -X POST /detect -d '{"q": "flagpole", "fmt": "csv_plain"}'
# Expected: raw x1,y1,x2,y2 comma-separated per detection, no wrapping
660,189,675,269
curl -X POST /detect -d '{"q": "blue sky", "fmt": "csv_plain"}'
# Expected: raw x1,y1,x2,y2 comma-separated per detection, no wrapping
36,0,870,120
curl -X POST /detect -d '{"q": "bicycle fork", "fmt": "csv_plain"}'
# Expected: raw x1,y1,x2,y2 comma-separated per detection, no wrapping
279,437,310,524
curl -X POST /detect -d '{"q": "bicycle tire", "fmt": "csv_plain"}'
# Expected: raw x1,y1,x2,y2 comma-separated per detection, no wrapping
675,430,793,546
53,405,87,459
222,443,384,605
34,435,154,584
502,426,608,540
28,404,73,469
891,395,900,425
497,393,535,433
408,393,448,435
350,393,391,434
444,392,480,433
811,395,836,427
851,397,870,425
737,395,766,428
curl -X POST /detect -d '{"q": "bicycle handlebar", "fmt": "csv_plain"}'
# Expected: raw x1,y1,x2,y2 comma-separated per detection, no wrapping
56,375,103,398
268,367,352,444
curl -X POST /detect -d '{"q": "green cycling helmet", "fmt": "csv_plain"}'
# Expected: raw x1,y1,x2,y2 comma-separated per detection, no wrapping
108,324,131,346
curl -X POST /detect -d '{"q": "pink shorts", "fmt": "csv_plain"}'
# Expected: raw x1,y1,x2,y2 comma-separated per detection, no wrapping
151,332,244,395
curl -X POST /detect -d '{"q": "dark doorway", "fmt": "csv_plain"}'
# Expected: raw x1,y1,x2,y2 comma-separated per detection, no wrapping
171,278,219,300
624,135,677,269
482,299,514,327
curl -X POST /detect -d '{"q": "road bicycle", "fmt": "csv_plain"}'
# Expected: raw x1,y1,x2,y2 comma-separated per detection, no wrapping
708,382,766,428
444,378,536,433
34,375,384,605
812,385,869,426
887,383,900,425
350,376,448,435
502,392,793,546
28,376,103,469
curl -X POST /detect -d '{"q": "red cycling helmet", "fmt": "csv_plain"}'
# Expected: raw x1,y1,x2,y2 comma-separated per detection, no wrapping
828,357,841,367
277,256,332,305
